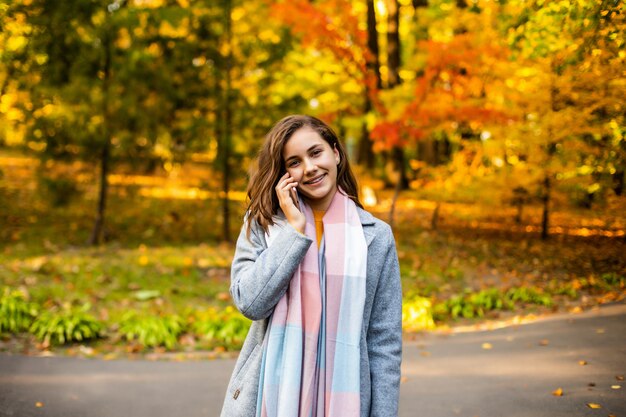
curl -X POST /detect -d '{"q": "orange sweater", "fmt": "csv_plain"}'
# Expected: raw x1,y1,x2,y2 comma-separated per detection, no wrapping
312,209,325,248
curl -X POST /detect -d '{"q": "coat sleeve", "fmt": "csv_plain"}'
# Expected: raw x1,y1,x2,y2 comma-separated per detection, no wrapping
229,217,313,321
367,226,403,417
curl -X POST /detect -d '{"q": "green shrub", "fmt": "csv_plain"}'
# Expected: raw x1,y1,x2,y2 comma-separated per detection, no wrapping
0,288,39,333
434,288,513,320
190,306,251,350
29,303,104,346
433,286,556,321
548,280,579,298
118,311,185,349
600,273,625,287
572,274,624,292
505,287,553,307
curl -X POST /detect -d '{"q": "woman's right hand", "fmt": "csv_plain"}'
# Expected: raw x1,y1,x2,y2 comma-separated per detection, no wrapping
275,173,306,234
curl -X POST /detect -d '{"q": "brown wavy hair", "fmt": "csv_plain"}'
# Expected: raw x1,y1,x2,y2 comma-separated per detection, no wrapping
246,114,362,237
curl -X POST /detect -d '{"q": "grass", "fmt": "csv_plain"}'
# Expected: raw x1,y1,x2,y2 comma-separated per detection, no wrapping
1,150,625,358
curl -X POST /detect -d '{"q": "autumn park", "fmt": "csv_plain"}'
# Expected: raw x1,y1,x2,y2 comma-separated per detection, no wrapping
0,0,624,415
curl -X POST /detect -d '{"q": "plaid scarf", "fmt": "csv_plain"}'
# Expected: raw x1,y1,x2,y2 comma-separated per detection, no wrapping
256,189,368,417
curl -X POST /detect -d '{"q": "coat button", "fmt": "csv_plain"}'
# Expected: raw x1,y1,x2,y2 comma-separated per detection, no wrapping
233,389,240,399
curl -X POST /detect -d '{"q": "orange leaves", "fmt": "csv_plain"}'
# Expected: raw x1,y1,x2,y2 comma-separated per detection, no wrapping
370,31,513,152
370,121,425,149
269,0,368,75
371,121,401,150
552,387,563,396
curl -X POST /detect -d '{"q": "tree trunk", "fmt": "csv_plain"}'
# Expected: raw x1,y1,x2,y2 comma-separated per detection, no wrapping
541,174,550,240
89,21,112,246
221,0,233,243
386,0,401,88
386,0,408,192
515,203,523,225
388,169,403,230
385,0,409,226
89,141,110,245
431,202,440,230
367,0,382,90
358,119,375,168
613,168,624,196
358,0,382,169
412,0,428,9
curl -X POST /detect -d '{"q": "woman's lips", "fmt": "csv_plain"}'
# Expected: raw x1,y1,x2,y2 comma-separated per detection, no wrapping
304,174,326,185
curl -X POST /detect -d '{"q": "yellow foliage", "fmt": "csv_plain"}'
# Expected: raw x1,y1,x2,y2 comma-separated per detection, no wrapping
6,36,28,52
158,19,189,38
402,297,435,332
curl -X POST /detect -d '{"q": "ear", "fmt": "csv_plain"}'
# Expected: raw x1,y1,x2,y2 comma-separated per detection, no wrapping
333,144,340,164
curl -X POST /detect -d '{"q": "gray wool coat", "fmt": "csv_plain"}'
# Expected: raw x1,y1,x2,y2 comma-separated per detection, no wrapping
220,207,402,417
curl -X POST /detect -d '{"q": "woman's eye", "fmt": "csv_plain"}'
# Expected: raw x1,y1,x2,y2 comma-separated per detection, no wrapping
288,160,299,167
311,149,322,156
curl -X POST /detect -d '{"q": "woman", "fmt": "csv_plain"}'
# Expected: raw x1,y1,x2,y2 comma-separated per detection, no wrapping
220,115,402,417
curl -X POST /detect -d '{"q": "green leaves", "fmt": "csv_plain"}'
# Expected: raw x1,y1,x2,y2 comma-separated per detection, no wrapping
189,306,251,350
118,311,184,350
432,286,553,321
29,303,105,346
0,288,39,333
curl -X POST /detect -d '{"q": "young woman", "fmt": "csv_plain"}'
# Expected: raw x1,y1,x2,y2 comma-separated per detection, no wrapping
220,115,402,417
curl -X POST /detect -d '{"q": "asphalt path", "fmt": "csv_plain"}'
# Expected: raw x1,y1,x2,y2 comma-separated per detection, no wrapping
1,303,624,417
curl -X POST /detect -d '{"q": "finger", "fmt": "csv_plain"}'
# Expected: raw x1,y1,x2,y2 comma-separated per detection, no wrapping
278,178,297,191
276,178,293,191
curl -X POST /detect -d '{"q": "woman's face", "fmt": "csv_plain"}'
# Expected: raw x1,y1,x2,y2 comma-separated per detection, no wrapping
282,127,340,211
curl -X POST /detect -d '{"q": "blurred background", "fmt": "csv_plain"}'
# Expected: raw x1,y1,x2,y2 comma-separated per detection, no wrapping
0,0,624,358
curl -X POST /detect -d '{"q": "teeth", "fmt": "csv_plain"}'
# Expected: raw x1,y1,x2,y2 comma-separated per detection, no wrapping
307,175,324,184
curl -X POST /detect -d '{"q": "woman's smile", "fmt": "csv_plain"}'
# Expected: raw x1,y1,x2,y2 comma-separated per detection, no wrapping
303,173,326,186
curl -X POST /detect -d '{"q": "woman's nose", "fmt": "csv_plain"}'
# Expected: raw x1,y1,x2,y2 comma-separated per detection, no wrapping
303,158,317,174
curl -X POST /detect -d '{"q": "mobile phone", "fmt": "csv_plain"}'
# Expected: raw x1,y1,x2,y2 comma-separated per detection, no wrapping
289,183,301,212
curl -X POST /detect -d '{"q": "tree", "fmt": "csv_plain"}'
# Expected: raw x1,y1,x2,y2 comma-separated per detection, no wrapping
504,0,625,238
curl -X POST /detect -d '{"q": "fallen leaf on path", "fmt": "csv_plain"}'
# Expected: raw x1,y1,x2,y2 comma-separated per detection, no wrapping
539,339,549,346
420,351,431,357
586,403,602,409
578,360,588,365
401,376,408,384
552,388,563,396
482,342,493,350
616,375,624,381
611,385,621,389
596,328,605,334
588,382,596,387
35,402,44,408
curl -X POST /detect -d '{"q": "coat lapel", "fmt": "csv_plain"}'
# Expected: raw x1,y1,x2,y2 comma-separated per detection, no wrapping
357,207,377,247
